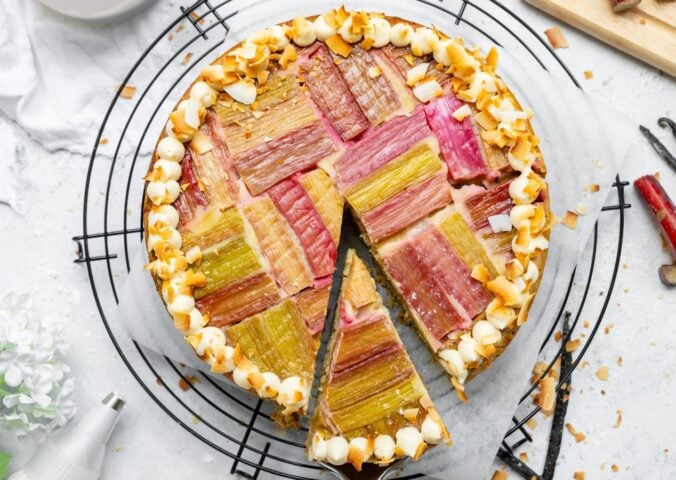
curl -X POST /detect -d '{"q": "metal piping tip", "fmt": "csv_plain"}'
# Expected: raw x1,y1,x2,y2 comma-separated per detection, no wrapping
102,392,126,412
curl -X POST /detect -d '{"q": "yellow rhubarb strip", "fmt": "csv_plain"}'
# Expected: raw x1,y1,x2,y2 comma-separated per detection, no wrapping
243,196,313,296
345,141,443,214
300,169,344,244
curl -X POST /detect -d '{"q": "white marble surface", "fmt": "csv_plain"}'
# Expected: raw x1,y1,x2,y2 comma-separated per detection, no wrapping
0,0,674,479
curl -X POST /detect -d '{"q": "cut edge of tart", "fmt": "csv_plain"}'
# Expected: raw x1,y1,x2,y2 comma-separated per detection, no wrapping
142,5,552,423
307,250,451,469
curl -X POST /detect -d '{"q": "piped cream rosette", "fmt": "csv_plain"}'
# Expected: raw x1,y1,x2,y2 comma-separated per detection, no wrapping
309,403,448,467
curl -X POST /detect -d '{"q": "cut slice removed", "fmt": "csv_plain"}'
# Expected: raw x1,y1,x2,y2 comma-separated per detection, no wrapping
308,250,450,470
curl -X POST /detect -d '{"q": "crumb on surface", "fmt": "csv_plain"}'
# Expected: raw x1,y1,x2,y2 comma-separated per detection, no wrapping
526,417,538,430
565,422,586,442
596,365,609,381
563,210,579,229
584,70,593,79
519,451,529,462
614,409,623,428
565,338,581,352
182,52,194,65
545,27,569,49
118,84,136,99
611,464,620,472
574,472,586,480
99,137,108,145
492,470,508,480
535,376,556,413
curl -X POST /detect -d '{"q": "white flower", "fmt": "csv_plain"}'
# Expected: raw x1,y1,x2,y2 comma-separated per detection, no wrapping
0,293,76,439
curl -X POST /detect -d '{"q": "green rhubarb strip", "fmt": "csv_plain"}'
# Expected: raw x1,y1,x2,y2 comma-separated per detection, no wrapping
226,299,316,379
195,235,263,299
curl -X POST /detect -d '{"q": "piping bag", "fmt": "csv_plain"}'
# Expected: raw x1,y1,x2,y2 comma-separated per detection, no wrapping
9,393,125,480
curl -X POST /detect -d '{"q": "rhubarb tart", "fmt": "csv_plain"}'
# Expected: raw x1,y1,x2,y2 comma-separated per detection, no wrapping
143,6,550,432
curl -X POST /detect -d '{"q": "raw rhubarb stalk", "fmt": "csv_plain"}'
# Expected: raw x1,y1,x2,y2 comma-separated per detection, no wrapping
634,175,676,260
612,0,641,12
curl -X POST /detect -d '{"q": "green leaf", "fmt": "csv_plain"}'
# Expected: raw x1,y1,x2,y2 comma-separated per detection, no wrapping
0,452,11,480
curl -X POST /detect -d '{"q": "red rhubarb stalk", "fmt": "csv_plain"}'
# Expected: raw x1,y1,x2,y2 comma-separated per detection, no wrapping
634,175,676,261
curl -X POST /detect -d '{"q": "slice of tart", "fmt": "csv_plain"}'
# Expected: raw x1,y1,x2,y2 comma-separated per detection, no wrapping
308,250,450,470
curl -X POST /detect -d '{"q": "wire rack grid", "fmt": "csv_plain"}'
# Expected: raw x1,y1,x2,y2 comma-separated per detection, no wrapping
73,1,630,478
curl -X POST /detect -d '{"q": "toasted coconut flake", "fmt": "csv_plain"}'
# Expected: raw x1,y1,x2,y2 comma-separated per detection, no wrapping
565,338,581,353
535,376,555,413
488,214,513,233
326,34,353,57
491,471,508,480
595,365,609,381
565,423,586,443
412,80,443,102
367,66,382,78
403,408,419,423
486,46,499,70
118,84,136,99
347,445,366,471
168,110,197,142
451,104,472,121
563,210,579,229
182,52,194,65
545,27,569,49
505,259,524,280
517,294,534,326
360,37,374,51
190,129,215,155
475,342,496,358
486,275,522,307
447,40,478,80
225,79,257,105
279,44,297,69
451,377,468,402
406,62,429,86
614,409,623,428
471,263,491,283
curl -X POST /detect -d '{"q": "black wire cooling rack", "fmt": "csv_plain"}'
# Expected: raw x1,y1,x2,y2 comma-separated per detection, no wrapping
73,1,631,478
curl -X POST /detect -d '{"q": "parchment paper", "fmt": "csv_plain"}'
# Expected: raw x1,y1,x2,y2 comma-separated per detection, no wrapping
113,3,637,478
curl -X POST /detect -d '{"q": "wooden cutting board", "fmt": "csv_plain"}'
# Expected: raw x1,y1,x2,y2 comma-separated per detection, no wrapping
524,0,676,77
